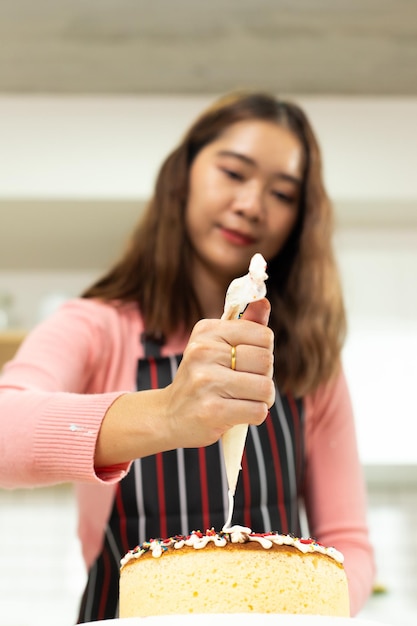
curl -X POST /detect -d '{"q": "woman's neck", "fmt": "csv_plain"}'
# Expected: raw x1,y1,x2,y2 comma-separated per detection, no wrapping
191,261,229,320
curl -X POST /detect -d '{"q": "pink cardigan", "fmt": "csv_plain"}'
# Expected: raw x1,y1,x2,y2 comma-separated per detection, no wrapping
0,298,375,615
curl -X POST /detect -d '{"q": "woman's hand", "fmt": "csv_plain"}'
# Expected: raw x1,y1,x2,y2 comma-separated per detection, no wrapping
95,299,274,467
161,298,274,449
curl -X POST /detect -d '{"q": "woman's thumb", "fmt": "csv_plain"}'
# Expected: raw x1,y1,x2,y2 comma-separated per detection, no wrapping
240,298,271,326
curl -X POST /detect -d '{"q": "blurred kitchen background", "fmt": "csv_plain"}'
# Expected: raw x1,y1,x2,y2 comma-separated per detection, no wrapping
0,1,416,625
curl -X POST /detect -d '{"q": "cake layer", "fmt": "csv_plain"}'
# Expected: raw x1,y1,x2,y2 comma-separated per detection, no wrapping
119,528,350,618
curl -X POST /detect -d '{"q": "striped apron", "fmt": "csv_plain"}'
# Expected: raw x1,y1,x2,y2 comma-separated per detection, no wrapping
77,336,305,622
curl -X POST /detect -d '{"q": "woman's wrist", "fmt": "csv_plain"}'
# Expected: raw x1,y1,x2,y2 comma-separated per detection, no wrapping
94,388,171,468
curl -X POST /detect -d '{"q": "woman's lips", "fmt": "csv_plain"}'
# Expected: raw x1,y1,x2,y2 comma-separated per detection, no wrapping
220,227,256,246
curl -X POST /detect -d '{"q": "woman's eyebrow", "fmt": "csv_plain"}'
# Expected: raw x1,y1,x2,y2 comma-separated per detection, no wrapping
216,150,302,186
217,149,255,167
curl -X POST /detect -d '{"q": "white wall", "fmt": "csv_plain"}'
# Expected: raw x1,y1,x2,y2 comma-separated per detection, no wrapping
0,95,416,200
1,95,416,466
337,228,417,465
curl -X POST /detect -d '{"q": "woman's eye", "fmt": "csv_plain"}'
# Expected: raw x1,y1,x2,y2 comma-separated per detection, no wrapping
222,168,244,181
272,190,295,205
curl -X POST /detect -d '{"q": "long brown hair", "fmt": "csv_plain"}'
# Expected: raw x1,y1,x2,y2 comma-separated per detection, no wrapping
83,91,346,396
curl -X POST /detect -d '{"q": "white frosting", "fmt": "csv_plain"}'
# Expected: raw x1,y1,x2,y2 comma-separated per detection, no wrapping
120,526,344,567
221,253,268,320
184,532,227,550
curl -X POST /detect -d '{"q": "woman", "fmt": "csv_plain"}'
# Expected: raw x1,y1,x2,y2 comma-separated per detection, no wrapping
0,91,375,620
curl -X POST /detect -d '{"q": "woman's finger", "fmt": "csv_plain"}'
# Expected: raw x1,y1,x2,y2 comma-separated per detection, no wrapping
223,343,274,377
191,317,274,351
221,370,276,408
240,298,271,326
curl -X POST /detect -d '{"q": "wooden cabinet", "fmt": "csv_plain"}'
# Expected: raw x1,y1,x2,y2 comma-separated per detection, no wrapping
0,331,26,370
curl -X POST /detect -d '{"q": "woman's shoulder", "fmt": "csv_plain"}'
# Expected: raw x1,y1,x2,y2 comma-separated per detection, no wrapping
58,297,142,327
32,297,145,352
304,366,353,432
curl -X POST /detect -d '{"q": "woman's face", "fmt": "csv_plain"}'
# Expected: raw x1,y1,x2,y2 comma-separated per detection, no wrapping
185,119,304,284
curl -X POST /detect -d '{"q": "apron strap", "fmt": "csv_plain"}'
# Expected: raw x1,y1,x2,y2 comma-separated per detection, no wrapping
140,332,164,357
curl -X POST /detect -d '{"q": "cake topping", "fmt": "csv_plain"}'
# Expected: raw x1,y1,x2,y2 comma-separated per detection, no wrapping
120,526,344,567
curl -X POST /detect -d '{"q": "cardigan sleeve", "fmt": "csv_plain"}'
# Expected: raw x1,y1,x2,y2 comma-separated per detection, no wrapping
303,368,376,615
0,299,131,488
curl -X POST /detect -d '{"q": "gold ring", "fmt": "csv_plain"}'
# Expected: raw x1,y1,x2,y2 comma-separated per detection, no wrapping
231,345,236,371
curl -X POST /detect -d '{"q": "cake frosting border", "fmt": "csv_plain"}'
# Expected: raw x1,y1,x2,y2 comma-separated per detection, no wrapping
120,525,344,567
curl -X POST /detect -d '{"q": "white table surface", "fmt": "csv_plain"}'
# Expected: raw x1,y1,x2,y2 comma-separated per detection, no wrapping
89,614,392,625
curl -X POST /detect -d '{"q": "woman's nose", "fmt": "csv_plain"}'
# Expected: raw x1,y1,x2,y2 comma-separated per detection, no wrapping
232,181,263,219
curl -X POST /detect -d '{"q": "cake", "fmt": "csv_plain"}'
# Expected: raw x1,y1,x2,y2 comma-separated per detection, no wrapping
119,526,350,618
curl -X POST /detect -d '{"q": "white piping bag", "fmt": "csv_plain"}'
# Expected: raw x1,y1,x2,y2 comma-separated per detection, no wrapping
220,253,268,528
